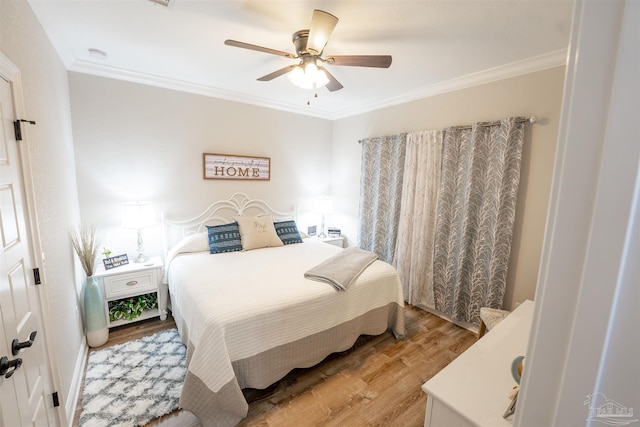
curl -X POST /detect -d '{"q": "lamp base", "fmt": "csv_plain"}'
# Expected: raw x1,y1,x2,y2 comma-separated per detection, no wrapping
134,228,153,265
134,253,150,264
318,214,327,239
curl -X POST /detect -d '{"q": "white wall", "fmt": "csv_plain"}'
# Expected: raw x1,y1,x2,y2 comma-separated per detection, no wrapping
331,67,565,310
0,0,85,424
69,67,563,311
516,0,640,424
69,73,334,259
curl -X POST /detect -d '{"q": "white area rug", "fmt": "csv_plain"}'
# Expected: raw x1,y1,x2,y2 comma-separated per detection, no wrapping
79,329,187,427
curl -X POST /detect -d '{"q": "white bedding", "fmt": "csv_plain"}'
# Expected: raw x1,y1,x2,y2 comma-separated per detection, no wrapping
166,238,405,426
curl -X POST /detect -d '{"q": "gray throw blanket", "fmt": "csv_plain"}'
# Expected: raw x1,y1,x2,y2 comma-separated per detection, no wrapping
304,247,379,291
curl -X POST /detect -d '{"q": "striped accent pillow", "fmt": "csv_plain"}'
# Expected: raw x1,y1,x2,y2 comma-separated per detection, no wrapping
206,222,242,254
274,220,303,245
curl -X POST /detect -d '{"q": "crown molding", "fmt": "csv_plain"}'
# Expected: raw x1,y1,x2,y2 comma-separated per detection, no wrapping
68,60,336,120
331,49,568,119
69,48,567,121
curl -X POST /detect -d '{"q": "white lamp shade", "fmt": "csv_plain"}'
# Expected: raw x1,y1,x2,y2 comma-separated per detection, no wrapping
315,197,334,215
122,202,156,229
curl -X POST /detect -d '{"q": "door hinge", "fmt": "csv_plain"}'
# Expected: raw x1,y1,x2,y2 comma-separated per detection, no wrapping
52,391,60,408
33,268,41,285
13,119,36,141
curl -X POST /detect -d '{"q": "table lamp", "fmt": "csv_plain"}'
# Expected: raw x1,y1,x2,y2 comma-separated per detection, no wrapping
316,197,334,238
122,201,156,264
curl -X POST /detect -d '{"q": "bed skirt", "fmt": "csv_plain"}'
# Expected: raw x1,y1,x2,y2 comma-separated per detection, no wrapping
176,302,404,427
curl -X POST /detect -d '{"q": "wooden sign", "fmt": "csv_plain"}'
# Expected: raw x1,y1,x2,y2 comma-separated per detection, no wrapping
203,153,270,181
103,254,129,270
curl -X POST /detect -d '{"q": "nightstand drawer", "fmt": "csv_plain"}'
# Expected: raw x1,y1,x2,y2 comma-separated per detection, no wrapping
103,270,157,300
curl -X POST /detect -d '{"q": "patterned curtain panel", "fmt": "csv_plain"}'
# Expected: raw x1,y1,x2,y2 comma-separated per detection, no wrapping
432,118,525,325
394,130,443,309
358,133,407,263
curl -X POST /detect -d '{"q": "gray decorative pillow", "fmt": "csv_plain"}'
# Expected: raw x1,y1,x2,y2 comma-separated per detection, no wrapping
206,222,242,254
274,220,303,245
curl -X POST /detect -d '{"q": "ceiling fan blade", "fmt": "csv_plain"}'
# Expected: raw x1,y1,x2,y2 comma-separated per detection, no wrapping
257,65,298,81
224,39,295,58
306,10,338,55
322,68,343,92
327,55,392,68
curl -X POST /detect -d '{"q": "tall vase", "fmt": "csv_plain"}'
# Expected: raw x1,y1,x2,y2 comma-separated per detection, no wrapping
84,276,108,347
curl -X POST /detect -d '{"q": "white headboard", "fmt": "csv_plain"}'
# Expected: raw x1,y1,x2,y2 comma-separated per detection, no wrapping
161,192,296,257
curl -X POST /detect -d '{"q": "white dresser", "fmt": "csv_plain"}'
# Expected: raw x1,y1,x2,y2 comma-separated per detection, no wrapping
422,300,534,426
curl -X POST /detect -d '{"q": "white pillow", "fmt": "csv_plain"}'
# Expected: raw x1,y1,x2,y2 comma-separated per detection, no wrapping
234,215,284,251
168,233,209,257
163,233,209,284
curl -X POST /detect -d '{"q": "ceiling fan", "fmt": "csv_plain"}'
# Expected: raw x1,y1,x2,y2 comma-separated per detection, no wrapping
224,9,392,92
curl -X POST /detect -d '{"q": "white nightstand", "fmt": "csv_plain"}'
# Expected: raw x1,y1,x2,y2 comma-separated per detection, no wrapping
319,236,345,248
94,256,167,328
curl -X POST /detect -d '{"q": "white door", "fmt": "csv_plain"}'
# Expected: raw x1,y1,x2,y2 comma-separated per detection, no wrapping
0,64,55,425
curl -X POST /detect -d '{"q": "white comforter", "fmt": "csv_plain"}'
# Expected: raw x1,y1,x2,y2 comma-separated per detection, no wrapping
166,238,405,425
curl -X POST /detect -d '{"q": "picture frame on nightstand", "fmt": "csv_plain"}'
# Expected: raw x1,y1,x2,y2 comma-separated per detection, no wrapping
327,227,341,238
103,254,129,270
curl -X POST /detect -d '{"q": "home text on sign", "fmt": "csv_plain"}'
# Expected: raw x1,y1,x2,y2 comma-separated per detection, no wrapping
203,153,270,181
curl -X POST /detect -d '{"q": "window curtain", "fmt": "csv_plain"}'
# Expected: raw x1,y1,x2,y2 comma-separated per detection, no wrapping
393,130,443,309
432,118,525,325
358,134,407,263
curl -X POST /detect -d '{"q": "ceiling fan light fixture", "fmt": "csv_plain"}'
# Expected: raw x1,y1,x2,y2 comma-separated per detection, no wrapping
306,10,339,55
287,63,329,89
226,9,391,93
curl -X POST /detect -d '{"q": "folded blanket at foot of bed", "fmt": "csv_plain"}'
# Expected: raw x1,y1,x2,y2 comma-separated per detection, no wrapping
304,247,379,291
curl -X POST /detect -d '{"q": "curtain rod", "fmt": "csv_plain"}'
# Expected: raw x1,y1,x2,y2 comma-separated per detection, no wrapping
451,116,538,130
358,116,538,143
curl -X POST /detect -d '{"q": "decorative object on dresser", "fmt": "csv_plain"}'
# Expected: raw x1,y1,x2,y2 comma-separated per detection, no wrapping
122,201,156,264
71,225,108,348
94,257,166,328
79,328,186,427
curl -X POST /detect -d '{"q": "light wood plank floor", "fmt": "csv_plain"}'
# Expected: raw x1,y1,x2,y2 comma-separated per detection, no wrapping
74,306,476,426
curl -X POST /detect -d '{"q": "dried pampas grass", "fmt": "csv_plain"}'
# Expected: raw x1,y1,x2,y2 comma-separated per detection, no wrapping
71,225,101,277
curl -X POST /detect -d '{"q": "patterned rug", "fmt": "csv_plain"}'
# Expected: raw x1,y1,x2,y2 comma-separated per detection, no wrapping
79,329,187,427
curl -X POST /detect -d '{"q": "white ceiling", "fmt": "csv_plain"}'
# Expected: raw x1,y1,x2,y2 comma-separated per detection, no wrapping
28,0,574,120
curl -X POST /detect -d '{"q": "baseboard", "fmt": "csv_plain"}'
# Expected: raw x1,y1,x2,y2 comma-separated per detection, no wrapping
415,304,479,335
64,336,88,427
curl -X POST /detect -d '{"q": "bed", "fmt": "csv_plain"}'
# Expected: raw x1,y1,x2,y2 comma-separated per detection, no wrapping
162,193,405,426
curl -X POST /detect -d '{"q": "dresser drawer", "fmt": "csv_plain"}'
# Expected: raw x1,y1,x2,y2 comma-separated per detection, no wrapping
103,269,158,300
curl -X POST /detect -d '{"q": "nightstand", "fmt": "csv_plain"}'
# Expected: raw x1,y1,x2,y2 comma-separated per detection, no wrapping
94,256,166,328
319,236,345,248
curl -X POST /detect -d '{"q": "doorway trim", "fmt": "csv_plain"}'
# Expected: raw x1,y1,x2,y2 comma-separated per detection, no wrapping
0,50,65,426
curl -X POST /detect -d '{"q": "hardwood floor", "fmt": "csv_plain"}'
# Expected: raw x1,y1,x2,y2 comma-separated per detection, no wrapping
73,306,476,426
